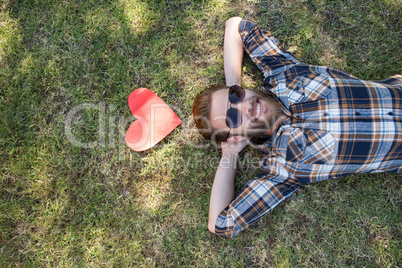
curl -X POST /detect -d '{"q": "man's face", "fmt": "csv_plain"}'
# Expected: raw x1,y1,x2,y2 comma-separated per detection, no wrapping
209,88,282,139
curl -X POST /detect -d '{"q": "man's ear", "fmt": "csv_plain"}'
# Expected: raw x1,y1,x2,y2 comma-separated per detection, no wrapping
226,135,247,143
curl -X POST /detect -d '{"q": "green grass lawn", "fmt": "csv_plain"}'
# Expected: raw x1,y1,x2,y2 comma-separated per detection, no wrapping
1,0,401,266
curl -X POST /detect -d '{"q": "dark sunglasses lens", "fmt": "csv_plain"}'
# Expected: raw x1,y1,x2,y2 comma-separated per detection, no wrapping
228,86,245,103
226,108,242,128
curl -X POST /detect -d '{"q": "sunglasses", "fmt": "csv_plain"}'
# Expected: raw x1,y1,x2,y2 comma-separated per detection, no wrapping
226,85,246,129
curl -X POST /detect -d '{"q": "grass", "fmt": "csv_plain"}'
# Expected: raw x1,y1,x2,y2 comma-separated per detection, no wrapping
0,0,401,267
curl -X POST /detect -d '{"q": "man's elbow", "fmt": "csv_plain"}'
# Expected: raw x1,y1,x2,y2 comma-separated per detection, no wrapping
208,221,216,234
208,221,237,238
208,225,237,238
225,17,243,29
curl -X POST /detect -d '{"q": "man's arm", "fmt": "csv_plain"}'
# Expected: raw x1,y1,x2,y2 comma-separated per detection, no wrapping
208,150,237,233
224,17,243,86
208,138,249,233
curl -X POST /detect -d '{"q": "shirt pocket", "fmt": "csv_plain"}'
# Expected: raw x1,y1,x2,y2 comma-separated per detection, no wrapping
287,73,332,105
286,129,335,164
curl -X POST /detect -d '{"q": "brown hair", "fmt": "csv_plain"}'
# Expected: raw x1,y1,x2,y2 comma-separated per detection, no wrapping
192,86,230,143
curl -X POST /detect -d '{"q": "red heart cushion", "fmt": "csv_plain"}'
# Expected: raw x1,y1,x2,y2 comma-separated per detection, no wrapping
125,88,182,151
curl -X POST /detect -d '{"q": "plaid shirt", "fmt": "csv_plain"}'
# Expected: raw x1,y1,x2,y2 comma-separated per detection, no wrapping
215,19,402,238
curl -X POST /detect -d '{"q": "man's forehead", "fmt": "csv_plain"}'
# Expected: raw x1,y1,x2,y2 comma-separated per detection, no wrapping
210,88,229,130
212,87,229,99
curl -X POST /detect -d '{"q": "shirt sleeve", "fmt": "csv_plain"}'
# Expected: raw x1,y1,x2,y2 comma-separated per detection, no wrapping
239,18,300,78
215,170,301,238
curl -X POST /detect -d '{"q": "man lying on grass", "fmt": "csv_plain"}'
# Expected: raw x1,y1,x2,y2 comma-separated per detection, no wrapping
192,17,402,238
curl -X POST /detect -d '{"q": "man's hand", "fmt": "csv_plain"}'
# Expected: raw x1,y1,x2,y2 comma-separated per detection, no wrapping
221,136,249,155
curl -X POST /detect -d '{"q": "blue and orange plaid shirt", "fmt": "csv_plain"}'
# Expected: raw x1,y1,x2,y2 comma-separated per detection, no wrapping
215,19,402,238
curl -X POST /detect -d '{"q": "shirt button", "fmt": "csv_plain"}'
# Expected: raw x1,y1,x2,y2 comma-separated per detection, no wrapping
323,113,329,116
388,112,394,116
355,112,361,116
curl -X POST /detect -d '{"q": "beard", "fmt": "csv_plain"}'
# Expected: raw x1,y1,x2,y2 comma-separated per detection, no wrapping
243,90,283,138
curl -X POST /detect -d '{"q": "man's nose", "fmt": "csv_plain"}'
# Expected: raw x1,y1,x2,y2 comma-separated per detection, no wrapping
232,101,252,118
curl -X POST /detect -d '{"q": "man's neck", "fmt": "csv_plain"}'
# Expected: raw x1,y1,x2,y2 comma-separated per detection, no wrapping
263,113,290,136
